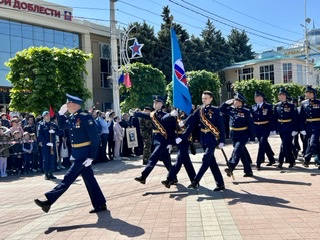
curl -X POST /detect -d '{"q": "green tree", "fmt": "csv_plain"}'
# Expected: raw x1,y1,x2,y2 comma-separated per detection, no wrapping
201,20,231,72
232,79,274,106
188,70,221,105
183,35,206,71
5,47,92,115
228,29,255,63
272,83,304,103
154,6,189,83
119,62,166,112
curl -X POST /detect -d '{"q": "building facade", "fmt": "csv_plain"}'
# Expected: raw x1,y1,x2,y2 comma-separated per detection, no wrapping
0,0,115,111
221,51,315,102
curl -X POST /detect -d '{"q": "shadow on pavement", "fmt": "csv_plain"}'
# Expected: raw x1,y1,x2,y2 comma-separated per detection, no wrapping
44,210,145,237
232,175,312,186
196,188,318,213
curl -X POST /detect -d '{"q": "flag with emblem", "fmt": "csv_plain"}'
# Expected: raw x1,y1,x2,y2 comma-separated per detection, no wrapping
170,27,192,114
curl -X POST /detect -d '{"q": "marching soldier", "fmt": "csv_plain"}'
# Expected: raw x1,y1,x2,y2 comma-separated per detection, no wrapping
134,95,177,184
161,110,196,188
274,88,298,169
221,92,255,177
34,94,107,214
37,111,59,180
299,86,320,168
252,90,276,169
188,90,226,191
138,107,153,165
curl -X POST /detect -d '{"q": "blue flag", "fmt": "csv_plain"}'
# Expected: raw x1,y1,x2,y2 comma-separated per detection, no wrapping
118,73,124,84
170,27,192,114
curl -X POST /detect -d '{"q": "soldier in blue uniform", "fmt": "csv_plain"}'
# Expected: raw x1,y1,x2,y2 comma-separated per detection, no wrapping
134,95,177,184
274,88,299,169
161,111,196,188
299,86,320,167
252,90,276,169
34,94,107,214
221,92,255,177
188,90,226,191
37,111,59,180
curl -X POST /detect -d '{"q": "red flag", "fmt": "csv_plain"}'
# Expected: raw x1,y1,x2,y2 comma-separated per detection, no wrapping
49,106,55,117
123,73,132,88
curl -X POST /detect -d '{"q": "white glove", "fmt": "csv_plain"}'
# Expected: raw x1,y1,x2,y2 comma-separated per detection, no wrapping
58,104,68,115
167,144,173,153
218,143,224,149
269,131,276,136
170,109,178,117
175,137,182,144
46,142,53,147
225,99,234,105
300,130,306,136
291,131,298,136
178,121,185,127
83,158,93,167
49,129,55,134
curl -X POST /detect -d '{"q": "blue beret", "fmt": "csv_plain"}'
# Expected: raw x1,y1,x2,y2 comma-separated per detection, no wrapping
305,85,316,94
152,95,165,103
254,90,265,98
278,88,290,97
234,92,247,103
42,111,49,117
66,94,83,105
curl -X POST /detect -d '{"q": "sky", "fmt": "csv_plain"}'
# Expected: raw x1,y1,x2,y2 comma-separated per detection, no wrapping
47,0,320,53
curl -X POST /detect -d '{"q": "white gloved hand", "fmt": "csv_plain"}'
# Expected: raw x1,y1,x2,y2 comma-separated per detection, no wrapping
167,144,173,153
49,129,55,134
83,158,93,167
225,99,234,105
269,131,276,136
218,143,224,149
175,137,182,144
170,109,178,117
300,130,306,136
178,121,185,127
46,142,53,147
58,104,68,115
291,131,298,136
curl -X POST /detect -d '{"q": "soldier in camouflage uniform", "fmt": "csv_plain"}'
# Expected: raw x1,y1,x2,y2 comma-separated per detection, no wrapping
139,107,153,165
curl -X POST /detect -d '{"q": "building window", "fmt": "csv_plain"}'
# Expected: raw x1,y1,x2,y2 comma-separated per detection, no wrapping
0,18,80,87
283,63,292,83
100,43,111,89
238,67,253,81
259,64,274,84
297,64,303,84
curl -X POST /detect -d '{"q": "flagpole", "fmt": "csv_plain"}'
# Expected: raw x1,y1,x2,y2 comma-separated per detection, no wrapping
110,0,120,117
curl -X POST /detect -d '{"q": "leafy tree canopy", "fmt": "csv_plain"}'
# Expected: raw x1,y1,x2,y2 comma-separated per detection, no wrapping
187,70,221,106
233,79,274,106
5,47,92,115
119,62,166,112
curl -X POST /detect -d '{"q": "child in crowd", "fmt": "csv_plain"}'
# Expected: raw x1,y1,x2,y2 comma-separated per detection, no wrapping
10,131,23,175
113,116,124,160
22,132,33,174
30,133,39,172
0,126,11,177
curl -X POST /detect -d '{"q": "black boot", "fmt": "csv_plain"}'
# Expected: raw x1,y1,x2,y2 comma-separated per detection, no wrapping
34,199,51,213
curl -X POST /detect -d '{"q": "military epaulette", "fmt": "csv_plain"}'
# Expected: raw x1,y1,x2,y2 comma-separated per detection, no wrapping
242,107,250,111
206,105,218,109
80,112,88,116
301,99,309,104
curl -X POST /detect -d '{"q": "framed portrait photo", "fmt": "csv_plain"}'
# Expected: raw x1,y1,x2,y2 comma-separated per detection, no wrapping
126,127,138,148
